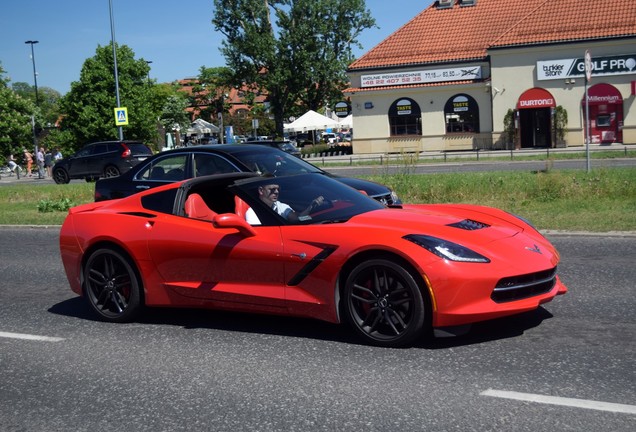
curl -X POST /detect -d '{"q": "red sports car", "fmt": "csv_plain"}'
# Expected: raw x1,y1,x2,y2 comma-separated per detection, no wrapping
59,172,567,347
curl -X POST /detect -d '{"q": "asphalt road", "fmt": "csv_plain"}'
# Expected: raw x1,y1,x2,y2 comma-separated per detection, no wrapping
1,228,635,431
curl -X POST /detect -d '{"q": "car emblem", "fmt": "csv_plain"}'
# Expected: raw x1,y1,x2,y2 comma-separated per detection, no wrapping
525,244,542,254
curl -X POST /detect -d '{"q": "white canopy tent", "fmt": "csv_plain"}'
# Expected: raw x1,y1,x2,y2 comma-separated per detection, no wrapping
338,114,353,129
284,110,340,133
186,118,220,136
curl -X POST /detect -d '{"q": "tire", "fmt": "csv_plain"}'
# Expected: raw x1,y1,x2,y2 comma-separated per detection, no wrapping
53,168,70,184
344,258,426,347
83,247,143,323
104,165,120,177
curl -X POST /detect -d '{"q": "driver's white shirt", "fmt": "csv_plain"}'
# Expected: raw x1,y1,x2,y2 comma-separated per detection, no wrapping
245,201,293,225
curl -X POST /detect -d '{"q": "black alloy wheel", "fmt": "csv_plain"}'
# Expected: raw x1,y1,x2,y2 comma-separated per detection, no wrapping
53,168,70,184
84,247,142,323
344,258,426,347
104,165,121,177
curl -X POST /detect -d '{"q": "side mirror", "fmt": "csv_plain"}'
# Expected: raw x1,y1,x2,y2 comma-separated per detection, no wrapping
213,213,257,237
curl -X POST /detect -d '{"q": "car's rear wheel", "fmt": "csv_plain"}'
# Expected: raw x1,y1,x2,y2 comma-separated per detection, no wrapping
344,258,426,347
52,168,70,184
104,165,120,177
83,247,142,323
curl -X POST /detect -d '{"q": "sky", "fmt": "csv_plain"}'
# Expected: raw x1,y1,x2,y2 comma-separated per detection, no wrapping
0,0,433,95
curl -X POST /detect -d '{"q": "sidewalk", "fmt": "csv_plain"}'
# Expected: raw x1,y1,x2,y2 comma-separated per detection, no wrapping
303,142,636,164
0,172,55,184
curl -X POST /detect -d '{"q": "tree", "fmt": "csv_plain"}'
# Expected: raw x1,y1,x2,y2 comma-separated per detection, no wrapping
155,82,191,133
60,43,158,150
191,66,234,125
212,0,375,136
0,64,35,156
12,82,62,126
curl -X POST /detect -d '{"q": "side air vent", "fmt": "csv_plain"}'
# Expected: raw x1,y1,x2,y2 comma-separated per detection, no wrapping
447,219,490,230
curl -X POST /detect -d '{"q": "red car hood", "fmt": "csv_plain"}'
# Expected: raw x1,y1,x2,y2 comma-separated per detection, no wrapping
355,203,532,247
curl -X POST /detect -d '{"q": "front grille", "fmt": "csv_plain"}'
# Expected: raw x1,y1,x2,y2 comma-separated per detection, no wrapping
372,193,396,206
491,267,557,303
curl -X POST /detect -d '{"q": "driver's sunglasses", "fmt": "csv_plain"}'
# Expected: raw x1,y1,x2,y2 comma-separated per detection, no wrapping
264,186,280,194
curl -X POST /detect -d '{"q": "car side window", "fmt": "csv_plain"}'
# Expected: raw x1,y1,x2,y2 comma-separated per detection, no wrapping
91,144,108,155
194,154,239,177
141,189,178,214
136,155,188,181
75,147,92,157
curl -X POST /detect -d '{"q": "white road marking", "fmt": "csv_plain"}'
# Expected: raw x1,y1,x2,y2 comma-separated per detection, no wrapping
481,389,636,415
0,331,65,342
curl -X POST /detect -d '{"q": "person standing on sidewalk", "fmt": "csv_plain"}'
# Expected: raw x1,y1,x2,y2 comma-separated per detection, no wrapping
36,147,45,179
44,148,53,178
23,149,33,177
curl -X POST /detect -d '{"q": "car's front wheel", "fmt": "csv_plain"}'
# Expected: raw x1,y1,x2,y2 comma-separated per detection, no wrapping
344,258,426,347
52,168,70,184
104,165,120,177
83,247,143,323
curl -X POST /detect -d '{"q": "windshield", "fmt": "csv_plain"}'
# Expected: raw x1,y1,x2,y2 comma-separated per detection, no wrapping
230,148,323,176
234,173,385,226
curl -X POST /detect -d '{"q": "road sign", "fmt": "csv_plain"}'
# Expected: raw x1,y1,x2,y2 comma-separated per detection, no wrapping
114,107,129,126
584,50,592,82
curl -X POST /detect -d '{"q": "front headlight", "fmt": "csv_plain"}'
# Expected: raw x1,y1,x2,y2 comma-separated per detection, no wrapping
403,234,490,263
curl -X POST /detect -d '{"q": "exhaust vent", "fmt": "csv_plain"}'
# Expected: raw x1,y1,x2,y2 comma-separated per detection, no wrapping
447,219,490,231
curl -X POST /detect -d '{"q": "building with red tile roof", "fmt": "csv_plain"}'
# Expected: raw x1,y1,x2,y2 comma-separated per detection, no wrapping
345,0,636,153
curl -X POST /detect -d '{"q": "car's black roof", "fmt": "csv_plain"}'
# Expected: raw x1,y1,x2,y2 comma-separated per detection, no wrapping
159,144,291,156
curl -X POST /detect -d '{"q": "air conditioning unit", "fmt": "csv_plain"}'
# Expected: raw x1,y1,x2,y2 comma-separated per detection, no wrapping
437,0,454,9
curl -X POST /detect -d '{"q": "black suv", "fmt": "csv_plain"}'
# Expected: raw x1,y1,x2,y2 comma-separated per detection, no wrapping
53,140,152,184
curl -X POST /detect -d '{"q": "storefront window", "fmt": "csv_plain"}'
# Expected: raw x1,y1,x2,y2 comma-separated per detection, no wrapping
444,94,479,133
388,98,422,136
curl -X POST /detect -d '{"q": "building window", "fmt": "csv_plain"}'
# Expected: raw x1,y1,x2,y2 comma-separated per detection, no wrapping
444,94,479,133
389,98,422,136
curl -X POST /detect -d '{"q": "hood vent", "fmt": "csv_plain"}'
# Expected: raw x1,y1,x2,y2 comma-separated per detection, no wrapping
447,219,490,231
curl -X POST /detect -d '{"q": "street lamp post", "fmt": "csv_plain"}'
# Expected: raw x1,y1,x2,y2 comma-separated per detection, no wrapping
145,60,152,83
108,0,123,140
25,40,40,162
24,40,39,105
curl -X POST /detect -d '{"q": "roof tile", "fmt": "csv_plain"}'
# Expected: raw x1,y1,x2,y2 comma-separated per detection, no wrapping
349,0,636,71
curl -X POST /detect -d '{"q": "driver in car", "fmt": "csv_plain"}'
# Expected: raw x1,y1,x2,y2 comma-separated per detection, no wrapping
245,183,324,225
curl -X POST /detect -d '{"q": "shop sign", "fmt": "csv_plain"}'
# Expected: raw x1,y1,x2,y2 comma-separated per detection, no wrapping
396,99,412,115
452,95,470,112
537,54,636,80
334,101,351,117
361,66,482,88
388,98,421,117
517,88,556,109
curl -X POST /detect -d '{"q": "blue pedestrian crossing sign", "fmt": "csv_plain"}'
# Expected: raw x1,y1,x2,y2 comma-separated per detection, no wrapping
114,107,129,126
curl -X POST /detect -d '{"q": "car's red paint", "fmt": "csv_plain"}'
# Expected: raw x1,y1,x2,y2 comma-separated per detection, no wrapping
59,173,567,346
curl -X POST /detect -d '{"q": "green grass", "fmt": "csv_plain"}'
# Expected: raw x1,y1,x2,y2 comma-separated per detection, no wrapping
0,182,94,225
312,149,636,168
368,168,636,232
1,168,634,232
